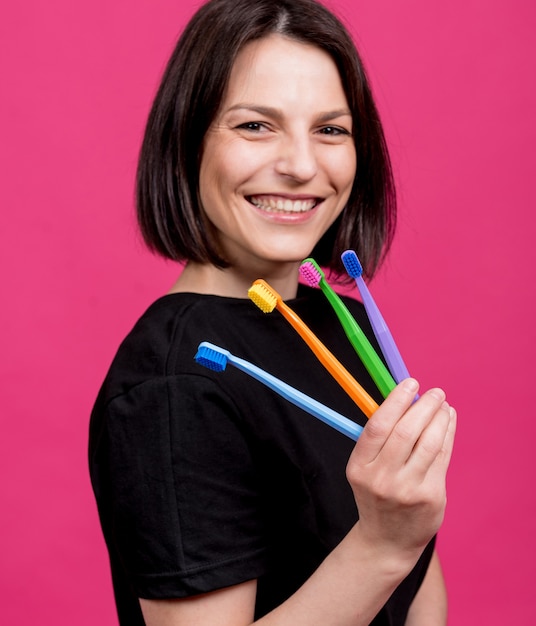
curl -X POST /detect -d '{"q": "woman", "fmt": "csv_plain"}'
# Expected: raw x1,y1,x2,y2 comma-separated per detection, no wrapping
89,0,456,624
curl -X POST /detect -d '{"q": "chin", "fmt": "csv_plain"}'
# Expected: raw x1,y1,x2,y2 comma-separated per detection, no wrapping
262,237,322,262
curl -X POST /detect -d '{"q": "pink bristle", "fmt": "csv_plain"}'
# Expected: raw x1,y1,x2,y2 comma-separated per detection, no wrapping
299,261,322,287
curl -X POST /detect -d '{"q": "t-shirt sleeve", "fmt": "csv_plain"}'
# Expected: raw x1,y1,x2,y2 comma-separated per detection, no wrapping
103,373,269,599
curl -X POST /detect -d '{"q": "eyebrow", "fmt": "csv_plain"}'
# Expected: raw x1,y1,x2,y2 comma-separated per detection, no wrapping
225,104,352,122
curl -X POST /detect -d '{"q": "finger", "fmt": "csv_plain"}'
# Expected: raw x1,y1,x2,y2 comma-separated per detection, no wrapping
353,378,420,464
424,404,457,483
405,401,452,478
378,387,448,470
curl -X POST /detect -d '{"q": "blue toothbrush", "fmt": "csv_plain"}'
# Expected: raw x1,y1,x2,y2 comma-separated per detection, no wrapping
195,341,364,441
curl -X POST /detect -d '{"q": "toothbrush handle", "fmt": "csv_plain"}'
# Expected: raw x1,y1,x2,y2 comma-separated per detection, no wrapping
276,301,378,418
356,276,412,384
228,354,364,440
319,282,396,397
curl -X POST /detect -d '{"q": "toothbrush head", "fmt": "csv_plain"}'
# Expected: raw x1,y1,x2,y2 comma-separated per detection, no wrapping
341,250,363,279
195,341,230,372
299,258,325,287
248,279,280,313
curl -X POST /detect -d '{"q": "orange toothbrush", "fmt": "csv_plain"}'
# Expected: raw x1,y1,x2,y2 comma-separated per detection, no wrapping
248,279,378,418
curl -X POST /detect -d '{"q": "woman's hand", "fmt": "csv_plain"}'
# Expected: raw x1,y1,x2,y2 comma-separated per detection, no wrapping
346,378,456,562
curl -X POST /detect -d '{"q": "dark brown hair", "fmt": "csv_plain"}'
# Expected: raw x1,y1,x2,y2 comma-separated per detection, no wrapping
136,0,396,278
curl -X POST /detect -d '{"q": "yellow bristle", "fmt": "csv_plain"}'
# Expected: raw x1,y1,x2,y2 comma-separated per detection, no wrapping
248,280,278,313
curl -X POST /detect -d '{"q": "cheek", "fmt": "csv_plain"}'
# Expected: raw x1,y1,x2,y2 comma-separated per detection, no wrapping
343,148,357,184
330,149,357,197
198,148,230,210
200,140,255,194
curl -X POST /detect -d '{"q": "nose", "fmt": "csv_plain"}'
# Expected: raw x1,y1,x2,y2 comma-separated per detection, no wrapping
274,133,318,182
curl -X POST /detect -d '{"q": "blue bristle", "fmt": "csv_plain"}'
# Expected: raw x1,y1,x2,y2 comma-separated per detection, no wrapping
195,343,228,372
341,250,363,278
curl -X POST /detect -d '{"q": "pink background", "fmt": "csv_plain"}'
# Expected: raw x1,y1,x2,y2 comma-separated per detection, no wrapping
1,0,534,623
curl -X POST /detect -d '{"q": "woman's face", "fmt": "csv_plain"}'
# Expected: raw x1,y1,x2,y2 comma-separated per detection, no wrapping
199,34,356,276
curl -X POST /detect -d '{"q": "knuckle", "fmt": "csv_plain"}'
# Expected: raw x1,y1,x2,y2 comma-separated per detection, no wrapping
363,415,390,441
345,457,366,486
391,421,415,444
345,461,359,485
369,476,392,501
419,435,443,458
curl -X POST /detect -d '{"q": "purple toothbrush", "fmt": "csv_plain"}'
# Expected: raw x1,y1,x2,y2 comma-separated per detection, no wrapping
341,250,414,388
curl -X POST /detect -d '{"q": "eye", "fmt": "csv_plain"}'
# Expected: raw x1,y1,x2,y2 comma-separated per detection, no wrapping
318,126,351,136
236,121,268,133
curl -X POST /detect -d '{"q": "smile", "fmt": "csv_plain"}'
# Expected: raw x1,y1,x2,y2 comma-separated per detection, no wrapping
247,195,320,214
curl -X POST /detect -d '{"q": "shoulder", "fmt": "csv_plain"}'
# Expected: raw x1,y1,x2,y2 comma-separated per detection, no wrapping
96,292,261,399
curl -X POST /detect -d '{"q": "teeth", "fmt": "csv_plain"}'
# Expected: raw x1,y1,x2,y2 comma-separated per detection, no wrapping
249,195,317,213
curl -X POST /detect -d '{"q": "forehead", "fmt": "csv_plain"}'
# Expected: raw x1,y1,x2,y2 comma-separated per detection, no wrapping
222,34,349,110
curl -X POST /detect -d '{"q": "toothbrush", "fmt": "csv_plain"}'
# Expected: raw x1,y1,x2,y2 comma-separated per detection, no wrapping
341,250,412,386
195,341,364,440
248,279,378,418
300,258,396,398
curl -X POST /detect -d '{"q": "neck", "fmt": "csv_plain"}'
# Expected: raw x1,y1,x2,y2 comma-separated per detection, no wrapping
168,261,301,300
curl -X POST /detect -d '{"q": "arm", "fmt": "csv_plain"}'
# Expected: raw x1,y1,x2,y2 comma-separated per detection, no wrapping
140,581,258,626
140,379,456,626
405,550,448,625
140,525,423,626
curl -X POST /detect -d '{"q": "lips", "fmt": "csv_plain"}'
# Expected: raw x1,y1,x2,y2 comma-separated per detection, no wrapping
247,194,321,214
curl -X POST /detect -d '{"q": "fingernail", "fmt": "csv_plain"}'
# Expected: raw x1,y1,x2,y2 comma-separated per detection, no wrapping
402,378,419,393
429,388,446,402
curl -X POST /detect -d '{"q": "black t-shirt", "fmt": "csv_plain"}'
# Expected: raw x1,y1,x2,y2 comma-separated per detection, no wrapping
89,285,434,625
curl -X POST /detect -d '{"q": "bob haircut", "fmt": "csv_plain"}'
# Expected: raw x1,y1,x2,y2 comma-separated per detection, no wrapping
136,0,396,279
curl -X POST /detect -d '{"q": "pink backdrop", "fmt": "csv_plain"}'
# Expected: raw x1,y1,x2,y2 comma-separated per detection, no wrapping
1,0,534,623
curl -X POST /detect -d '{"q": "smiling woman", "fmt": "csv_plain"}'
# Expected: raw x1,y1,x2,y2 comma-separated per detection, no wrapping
88,1,456,625
135,0,396,281
189,35,356,297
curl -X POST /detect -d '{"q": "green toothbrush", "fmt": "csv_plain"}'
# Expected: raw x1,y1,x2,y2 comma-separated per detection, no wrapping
300,257,395,398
